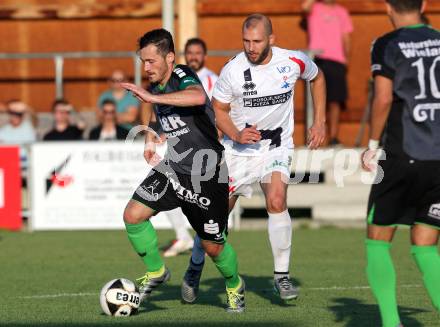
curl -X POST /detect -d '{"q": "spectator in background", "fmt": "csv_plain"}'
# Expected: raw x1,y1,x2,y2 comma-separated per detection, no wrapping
89,99,128,140
43,99,83,141
0,100,36,145
184,38,218,99
302,0,353,146
97,69,140,130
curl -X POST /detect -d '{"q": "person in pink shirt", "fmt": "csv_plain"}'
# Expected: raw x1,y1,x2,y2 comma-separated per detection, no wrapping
302,0,353,145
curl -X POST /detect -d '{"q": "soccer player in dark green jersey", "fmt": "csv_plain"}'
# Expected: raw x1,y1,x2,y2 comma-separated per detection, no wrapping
362,1,440,326
120,28,245,313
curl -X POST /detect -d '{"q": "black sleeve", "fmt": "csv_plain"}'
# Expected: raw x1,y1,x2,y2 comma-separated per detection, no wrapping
43,131,53,141
73,126,83,140
89,126,100,140
371,36,395,79
173,65,201,90
116,125,129,140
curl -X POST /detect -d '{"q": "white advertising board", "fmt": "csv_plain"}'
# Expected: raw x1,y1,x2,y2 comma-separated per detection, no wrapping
30,141,191,230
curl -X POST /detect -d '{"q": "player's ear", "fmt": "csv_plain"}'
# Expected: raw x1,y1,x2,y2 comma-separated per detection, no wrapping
269,34,275,46
166,52,175,65
385,3,393,17
421,1,426,14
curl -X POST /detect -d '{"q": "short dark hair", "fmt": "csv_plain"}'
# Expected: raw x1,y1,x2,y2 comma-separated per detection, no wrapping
51,99,69,111
184,38,207,54
243,14,273,35
386,0,423,13
101,99,116,108
138,28,175,57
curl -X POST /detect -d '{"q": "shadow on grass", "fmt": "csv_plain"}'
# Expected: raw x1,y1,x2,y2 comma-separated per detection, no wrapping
329,297,429,327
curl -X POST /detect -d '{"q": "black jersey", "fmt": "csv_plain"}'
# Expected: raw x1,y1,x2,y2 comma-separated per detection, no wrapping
371,25,440,160
149,64,224,175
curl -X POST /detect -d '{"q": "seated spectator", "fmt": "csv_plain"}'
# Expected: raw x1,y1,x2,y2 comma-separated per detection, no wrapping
89,100,129,140
0,100,36,145
43,99,83,141
97,69,140,131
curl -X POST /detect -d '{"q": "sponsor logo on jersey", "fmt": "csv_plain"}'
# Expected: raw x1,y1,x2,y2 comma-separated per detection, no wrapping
174,67,187,78
413,103,440,122
242,68,257,95
281,81,291,89
169,176,211,209
204,220,220,234
428,203,440,219
277,66,291,74
159,114,191,137
243,91,292,108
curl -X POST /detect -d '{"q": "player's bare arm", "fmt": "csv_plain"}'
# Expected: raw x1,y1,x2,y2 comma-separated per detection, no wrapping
361,75,393,171
308,68,326,149
120,83,206,107
212,97,261,144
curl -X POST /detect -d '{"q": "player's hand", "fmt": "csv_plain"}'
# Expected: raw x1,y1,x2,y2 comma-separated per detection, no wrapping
307,122,326,149
236,124,261,144
119,83,155,103
144,142,162,166
361,149,378,172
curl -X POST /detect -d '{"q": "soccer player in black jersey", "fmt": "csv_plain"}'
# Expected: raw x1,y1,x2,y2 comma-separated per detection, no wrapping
120,29,245,313
362,1,440,326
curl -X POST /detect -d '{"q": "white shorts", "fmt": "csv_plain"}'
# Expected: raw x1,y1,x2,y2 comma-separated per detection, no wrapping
226,148,293,198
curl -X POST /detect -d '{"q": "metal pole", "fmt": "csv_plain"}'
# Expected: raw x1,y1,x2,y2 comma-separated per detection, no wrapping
134,55,142,87
54,55,64,99
304,51,317,145
162,0,174,36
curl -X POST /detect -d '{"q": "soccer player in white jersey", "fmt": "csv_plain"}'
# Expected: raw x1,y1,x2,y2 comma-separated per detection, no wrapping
185,38,219,99
182,14,326,302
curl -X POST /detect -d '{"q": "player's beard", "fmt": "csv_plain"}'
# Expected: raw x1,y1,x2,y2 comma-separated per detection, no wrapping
188,59,204,72
246,43,271,65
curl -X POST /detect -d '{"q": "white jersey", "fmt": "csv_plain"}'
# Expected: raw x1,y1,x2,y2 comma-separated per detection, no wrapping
197,67,218,99
213,46,318,156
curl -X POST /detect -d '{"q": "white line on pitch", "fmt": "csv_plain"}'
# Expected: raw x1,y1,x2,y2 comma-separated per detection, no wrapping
20,292,98,299
19,284,422,299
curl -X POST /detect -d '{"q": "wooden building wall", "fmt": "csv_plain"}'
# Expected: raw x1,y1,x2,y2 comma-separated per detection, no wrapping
0,0,439,145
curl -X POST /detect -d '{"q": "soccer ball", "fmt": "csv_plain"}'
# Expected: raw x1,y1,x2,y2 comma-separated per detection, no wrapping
100,278,141,317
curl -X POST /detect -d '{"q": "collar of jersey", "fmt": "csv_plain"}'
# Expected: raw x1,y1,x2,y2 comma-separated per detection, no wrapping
403,23,426,29
156,64,179,91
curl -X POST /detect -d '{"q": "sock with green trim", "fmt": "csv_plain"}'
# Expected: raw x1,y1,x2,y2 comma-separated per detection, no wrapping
366,239,400,327
411,245,440,311
125,220,163,272
212,242,240,289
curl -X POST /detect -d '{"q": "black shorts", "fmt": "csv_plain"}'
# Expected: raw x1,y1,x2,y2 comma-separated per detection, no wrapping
315,58,348,108
367,156,440,228
132,161,229,243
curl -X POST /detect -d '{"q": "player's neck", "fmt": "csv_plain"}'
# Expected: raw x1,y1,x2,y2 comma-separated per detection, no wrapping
392,13,423,29
259,48,273,66
159,63,174,87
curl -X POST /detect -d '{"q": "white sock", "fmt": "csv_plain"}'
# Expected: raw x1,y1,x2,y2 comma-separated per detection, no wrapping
268,210,292,275
166,208,192,241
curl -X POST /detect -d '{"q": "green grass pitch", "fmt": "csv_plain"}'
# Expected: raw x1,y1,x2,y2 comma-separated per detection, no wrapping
0,227,438,326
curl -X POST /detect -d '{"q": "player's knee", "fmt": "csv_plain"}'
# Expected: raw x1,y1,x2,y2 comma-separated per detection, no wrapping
123,206,143,224
411,224,439,246
202,241,224,257
266,196,286,213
